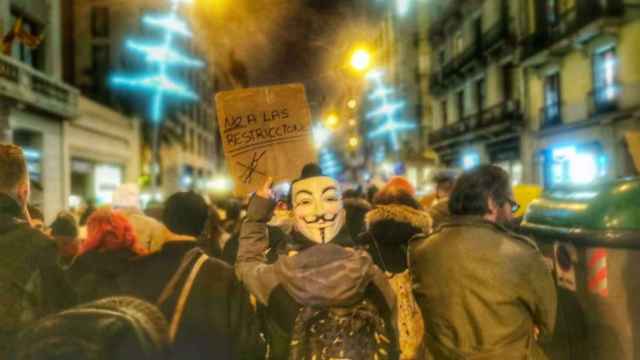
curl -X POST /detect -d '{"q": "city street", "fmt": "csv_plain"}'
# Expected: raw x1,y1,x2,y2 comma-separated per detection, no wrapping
1,0,640,359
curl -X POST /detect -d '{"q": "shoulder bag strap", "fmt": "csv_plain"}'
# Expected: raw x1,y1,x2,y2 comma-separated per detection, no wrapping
157,248,202,306
167,253,209,342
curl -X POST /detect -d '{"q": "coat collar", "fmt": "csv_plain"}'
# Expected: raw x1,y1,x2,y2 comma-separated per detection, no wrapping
441,215,539,250
0,193,27,234
366,204,432,234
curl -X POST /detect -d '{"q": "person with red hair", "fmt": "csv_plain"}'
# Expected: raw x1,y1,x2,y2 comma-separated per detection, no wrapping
79,207,147,256
68,207,147,303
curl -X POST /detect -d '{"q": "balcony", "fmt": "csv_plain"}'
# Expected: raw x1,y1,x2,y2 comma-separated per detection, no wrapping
522,0,625,61
0,54,78,119
482,16,515,56
540,101,563,129
428,100,523,146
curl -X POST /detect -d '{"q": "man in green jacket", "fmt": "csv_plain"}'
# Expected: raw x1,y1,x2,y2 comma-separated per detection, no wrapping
410,165,556,359
0,144,75,357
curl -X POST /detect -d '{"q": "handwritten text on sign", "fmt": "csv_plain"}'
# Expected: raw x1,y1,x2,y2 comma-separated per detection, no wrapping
215,84,316,195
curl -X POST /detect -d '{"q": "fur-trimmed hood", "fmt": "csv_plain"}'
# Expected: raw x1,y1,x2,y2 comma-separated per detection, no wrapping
366,204,432,235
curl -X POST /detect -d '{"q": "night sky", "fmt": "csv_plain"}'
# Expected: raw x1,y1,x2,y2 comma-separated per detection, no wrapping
192,0,384,112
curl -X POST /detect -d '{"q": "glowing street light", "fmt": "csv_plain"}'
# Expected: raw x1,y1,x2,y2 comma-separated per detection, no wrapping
350,49,371,72
313,124,331,149
325,113,339,129
347,99,358,109
348,136,360,148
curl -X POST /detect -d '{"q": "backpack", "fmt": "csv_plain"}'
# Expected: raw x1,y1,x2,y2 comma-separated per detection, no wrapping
288,298,392,360
0,263,44,358
12,296,171,360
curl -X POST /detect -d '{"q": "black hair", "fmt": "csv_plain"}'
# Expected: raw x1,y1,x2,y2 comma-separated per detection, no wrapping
448,165,512,216
27,205,44,222
163,192,209,237
50,211,78,238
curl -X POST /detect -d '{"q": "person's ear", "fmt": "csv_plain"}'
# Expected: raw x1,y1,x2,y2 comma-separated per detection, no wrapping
487,196,499,217
15,182,29,207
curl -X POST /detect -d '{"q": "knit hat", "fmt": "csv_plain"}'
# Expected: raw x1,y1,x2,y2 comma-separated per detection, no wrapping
80,207,146,256
112,183,141,209
163,192,209,237
373,176,420,209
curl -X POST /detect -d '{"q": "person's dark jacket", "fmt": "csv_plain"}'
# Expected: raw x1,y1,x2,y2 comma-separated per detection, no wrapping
343,197,372,240
0,194,75,357
67,240,264,360
360,204,432,274
236,195,399,360
67,249,137,304
409,216,557,359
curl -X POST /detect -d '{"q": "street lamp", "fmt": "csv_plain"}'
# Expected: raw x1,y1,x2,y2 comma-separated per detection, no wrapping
350,49,371,72
349,136,360,148
325,113,339,129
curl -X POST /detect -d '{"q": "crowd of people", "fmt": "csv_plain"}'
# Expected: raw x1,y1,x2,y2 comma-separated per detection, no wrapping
0,143,557,360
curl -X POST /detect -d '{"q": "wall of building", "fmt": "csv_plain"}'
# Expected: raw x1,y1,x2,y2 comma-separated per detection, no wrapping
64,96,141,205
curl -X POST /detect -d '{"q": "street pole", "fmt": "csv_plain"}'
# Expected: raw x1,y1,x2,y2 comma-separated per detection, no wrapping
151,122,160,198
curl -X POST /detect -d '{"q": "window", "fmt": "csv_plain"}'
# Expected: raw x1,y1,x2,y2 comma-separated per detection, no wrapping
9,13,44,70
502,65,513,100
475,78,486,112
441,100,449,126
474,16,483,45
92,44,110,102
457,89,465,121
592,46,618,113
454,31,464,55
91,7,110,38
546,0,559,25
543,144,607,188
543,73,561,127
438,49,446,67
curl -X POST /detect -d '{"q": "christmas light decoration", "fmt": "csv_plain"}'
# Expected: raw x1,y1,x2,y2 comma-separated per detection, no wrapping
366,69,416,150
110,0,203,123
319,148,343,178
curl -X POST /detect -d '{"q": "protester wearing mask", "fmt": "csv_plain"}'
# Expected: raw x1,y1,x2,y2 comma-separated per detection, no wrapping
0,145,75,358
236,164,398,360
409,165,557,359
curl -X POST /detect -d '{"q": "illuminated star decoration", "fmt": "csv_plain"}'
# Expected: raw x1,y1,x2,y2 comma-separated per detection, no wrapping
319,148,343,179
110,0,203,123
366,69,416,151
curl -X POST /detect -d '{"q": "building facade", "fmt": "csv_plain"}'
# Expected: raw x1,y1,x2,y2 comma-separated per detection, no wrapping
63,97,141,207
426,0,526,184
0,0,79,221
520,0,640,187
65,0,220,198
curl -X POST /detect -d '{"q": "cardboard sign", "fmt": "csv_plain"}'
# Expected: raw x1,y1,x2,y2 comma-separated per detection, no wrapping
215,84,316,195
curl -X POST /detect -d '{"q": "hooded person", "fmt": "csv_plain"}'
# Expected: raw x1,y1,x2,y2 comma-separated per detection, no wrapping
112,184,168,253
361,176,432,360
236,164,399,360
